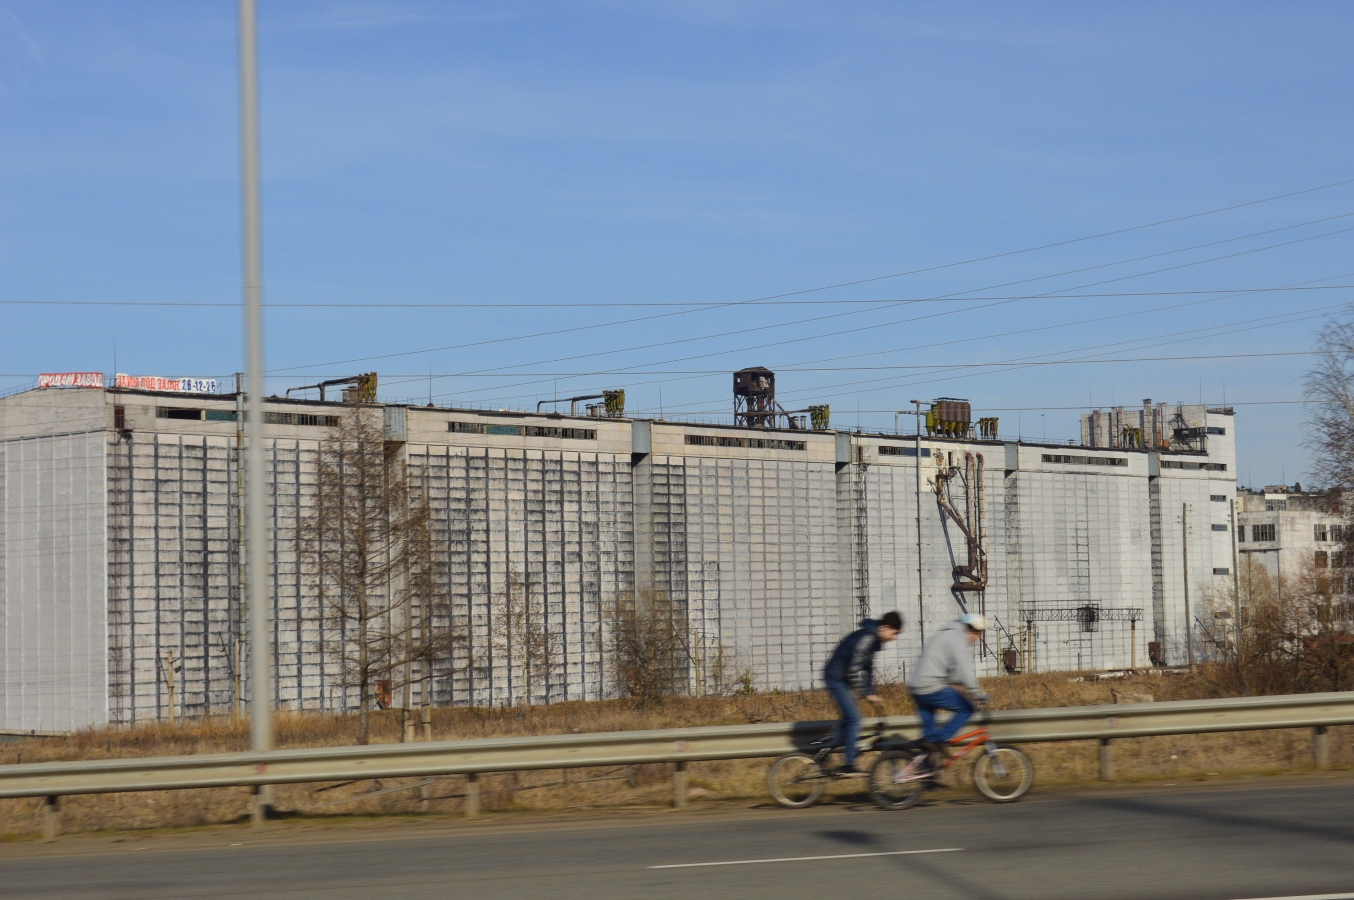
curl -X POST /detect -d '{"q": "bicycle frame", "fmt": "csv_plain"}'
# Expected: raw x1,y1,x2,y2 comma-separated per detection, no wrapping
932,725,993,771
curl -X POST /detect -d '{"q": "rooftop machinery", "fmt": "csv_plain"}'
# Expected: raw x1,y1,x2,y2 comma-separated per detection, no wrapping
732,367,829,430
924,398,998,440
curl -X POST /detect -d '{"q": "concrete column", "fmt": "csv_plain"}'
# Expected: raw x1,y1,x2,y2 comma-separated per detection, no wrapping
673,761,688,808
464,773,480,818
631,423,654,593
1098,739,1114,781
41,796,59,842
1313,726,1330,770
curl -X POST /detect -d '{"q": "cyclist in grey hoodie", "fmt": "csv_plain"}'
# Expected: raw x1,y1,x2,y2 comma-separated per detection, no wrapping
906,613,991,761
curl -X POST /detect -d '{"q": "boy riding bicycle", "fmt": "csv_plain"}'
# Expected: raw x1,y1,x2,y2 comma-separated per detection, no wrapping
822,611,902,776
907,612,991,771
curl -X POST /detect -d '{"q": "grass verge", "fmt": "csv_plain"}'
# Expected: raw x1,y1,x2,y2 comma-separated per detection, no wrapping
1,668,1349,837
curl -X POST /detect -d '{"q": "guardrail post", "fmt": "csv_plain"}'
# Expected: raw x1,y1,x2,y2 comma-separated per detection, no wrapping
250,785,272,826
41,795,59,842
1098,739,1114,781
673,761,687,809
1313,726,1330,770
464,773,480,818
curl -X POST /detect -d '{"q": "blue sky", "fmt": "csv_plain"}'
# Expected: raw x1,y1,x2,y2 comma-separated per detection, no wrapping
2,2,1352,486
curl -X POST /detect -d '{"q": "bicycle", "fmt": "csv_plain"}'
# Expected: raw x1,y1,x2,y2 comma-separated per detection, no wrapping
767,720,905,808
867,705,1033,811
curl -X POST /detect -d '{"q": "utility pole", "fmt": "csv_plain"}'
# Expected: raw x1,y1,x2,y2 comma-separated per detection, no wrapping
1182,503,1194,673
1230,499,1241,660
239,0,273,824
911,399,925,645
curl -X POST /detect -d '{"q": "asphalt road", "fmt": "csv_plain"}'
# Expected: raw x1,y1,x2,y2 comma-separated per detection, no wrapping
2,778,1353,899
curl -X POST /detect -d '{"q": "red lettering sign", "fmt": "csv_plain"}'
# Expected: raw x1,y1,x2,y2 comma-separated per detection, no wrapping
38,372,104,389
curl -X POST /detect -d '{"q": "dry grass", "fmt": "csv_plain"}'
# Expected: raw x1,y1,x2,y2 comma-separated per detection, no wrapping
2,668,1349,837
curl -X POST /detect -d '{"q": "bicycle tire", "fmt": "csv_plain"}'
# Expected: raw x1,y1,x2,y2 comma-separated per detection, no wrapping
867,751,927,811
767,753,827,808
973,746,1033,802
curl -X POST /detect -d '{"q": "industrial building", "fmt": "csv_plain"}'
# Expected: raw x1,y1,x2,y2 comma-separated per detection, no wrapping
0,372,1238,732
1236,484,1348,583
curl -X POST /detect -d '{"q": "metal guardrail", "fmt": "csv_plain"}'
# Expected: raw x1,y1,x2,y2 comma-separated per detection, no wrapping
0,692,1350,802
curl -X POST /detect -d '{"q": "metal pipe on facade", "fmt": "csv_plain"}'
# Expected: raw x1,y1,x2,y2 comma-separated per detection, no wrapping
238,0,273,818
1182,503,1194,673
912,399,924,645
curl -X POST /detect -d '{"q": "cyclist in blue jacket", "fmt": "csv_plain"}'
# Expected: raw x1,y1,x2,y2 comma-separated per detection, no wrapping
823,611,903,776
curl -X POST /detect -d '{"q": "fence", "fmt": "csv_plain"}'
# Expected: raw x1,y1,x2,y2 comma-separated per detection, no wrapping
2,691,1350,839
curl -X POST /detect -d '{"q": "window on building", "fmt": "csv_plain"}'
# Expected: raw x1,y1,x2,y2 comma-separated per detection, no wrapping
1336,551,1349,568
1252,523,1277,542
1317,551,1329,568
1206,426,1226,435
1041,454,1127,466
264,412,339,427
878,445,931,457
1213,567,1230,575
1210,494,1227,502
157,406,203,420
684,434,805,451
113,405,126,431
447,421,596,440
1315,524,1329,542
1210,523,1227,531
1160,460,1226,471
1265,499,1287,511
1333,525,1349,543
1238,527,1246,543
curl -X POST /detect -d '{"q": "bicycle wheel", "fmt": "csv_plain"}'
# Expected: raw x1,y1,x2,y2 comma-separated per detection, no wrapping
868,751,927,811
973,746,1033,802
768,753,827,808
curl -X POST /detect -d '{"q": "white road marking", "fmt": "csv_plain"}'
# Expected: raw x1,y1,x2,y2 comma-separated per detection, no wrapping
648,848,962,869
1226,895,1354,900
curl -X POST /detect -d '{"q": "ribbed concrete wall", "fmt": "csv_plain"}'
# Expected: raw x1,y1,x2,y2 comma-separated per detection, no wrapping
107,433,234,724
0,431,108,732
411,445,633,707
642,454,847,694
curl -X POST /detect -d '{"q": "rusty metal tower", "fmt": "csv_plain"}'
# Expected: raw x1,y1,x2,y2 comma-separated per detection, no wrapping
733,367,778,427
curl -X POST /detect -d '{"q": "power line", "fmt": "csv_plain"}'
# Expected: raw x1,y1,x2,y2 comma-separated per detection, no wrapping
423,231,1354,406
444,269,1354,410
563,299,1342,417
703,306,1343,411
273,203,1354,376
3,284,1354,309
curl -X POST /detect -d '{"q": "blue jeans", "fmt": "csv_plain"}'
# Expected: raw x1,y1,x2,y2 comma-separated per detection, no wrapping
825,678,862,766
912,687,975,745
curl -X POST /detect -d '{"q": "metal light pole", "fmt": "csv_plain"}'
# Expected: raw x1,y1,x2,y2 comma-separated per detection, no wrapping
239,0,273,822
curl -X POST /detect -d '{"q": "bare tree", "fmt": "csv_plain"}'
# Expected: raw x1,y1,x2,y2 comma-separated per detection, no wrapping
607,588,711,704
1207,553,1354,694
1304,314,1354,490
487,570,560,706
301,408,457,743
